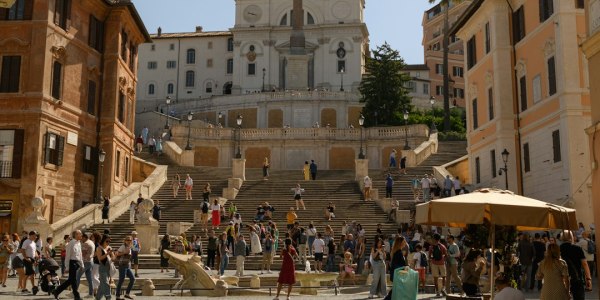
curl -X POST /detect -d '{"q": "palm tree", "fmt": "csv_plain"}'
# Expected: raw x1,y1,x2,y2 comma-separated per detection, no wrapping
428,0,466,132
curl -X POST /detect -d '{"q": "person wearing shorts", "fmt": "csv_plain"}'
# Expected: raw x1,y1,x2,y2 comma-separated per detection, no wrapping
312,233,326,272
412,244,426,292
291,184,306,210
429,233,448,296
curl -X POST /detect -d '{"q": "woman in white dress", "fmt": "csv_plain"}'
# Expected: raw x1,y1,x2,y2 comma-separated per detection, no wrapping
249,226,263,255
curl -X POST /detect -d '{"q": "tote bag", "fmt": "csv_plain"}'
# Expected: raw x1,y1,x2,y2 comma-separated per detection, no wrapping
391,266,419,300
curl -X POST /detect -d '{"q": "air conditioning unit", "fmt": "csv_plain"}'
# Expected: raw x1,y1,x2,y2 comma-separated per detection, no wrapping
0,0,16,8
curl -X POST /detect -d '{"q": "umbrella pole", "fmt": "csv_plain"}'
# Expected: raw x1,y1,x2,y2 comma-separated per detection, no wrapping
490,223,495,300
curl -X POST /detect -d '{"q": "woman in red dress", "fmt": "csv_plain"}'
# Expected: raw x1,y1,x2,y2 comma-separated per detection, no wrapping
211,199,221,229
274,238,298,300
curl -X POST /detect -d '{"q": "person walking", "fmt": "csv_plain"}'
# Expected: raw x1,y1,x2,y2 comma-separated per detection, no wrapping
131,231,141,278
325,237,336,272
101,197,110,224
384,236,408,300
159,234,170,273
363,175,372,201
262,157,270,180
421,174,431,202
535,243,570,300
445,235,463,295
218,233,229,276
559,230,592,300
261,233,274,274
129,201,136,225
531,233,546,291
202,183,211,202
211,199,221,230
443,175,453,198
234,235,247,277
312,233,325,273
171,174,181,198
135,135,143,153
141,126,149,145
399,156,407,174
291,184,306,211
273,238,298,300
309,160,317,180
306,223,317,257
389,149,397,168
303,161,310,181
184,174,193,200
148,136,156,154
114,236,135,300
429,233,448,296
369,238,387,299
452,176,461,195
95,235,114,300
517,233,535,291
53,230,83,300
355,236,366,274
411,175,421,202
206,231,217,270
0,234,13,288
577,231,595,280
385,173,393,199
76,233,95,298
21,231,38,294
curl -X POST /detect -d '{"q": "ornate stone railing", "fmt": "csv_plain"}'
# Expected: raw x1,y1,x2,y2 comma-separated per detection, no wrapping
171,124,430,141
163,141,194,167
23,157,168,239
433,155,470,189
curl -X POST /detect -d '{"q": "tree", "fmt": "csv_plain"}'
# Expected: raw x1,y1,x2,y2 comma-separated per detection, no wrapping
359,43,412,127
428,0,467,132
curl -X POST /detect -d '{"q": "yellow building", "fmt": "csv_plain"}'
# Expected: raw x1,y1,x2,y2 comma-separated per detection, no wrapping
451,0,593,225
0,0,150,232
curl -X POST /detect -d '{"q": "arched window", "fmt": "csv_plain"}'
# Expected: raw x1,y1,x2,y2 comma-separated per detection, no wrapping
148,84,155,95
205,82,213,93
185,71,195,87
167,83,174,94
307,12,315,25
227,38,234,52
186,49,195,64
280,13,288,26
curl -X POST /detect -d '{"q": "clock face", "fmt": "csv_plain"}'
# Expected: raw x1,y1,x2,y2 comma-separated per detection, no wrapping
243,5,262,24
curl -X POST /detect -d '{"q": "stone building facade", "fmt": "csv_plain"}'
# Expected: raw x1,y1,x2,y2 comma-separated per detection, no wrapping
422,1,471,108
452,0,592,225
0,0,149,232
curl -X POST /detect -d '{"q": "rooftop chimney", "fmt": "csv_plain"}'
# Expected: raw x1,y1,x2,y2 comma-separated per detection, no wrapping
157,27,162,37
195,26,203,33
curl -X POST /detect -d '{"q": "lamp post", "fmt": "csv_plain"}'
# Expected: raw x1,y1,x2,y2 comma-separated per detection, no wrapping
340,67,345,92
235,114,243,158
164,96,171,129
358,114,365,159
262,68,266,92
403,110,410,150
499,148,510,190
185,111,193,150
97,148,106,202
430,96,438,133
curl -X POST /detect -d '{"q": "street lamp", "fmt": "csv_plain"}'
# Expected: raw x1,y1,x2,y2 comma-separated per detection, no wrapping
403,110,410,150
262,68,266,92
235,114,243,158
164,96,171,129
340,67,345,92
499,148,510,190
430,96,438,133
185,111,193,150
358,114,365,159
97,148,106,203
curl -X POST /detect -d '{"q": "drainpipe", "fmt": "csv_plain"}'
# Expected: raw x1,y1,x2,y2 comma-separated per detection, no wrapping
94,11,109,203
505,0,524,195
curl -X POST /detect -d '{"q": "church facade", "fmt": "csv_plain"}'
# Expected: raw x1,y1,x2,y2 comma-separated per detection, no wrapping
136,0,369,131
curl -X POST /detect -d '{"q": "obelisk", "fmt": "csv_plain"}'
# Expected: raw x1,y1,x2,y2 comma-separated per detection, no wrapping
286,0,309,90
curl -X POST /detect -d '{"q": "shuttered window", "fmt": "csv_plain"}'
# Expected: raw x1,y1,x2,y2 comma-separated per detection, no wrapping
472,98,478,130
548,56,557,96
44,132,65,166
120,30,128,63
539,0,554,23
82,145,98,175
467,36,477,69
513,6,525,43
491,150,497,178
51,61,62,100
0,56,21,93
54,0,72,30
552,130,561,163
89,15,104,52
488,88,494,121
475,157,481,184
0,0,33,20
118,91,125,123
519,76,527,112
87,80,96,115
524,143,531,172
0,129,24,178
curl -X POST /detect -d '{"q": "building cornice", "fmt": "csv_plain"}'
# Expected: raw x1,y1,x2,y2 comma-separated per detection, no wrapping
582,32,600,59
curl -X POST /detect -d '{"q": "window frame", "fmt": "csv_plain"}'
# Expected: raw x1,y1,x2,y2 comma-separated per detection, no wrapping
118,91,125,123
87,80,97,115
467,36,477,69
0,55,21,93
185,70,195,87
148,83,155,95
186,49,196,64
44,132,65,167
513,6,526,43
54,0,72,30
472,98,478,130
523,143,531,172
488,87,494,121
539,0,554,23
547,56,557,96
484,22,491,54
226,59,234,74
475,157,481,184
490,149,497,178
552,130,561,163
519,75,527,112
88,15,104,52
51,61,63,100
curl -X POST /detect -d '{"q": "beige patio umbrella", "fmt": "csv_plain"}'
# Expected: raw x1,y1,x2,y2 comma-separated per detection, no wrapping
415,188,578,299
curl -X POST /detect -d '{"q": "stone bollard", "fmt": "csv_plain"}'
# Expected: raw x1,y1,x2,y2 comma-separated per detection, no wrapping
250,274,261,288
142,279,155,296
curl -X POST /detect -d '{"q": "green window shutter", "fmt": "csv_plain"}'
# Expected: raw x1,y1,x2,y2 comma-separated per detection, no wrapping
44,133,51,164
56,135,65,166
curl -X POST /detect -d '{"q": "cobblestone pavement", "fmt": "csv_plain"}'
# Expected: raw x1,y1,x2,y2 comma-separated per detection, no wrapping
1,269,597,300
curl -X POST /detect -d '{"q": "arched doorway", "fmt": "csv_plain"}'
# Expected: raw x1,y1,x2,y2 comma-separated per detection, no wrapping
223,82,233,95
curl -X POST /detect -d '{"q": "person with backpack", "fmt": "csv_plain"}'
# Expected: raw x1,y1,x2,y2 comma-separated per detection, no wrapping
429,233,448,297
577,231,596,280
445,235,463,295
130,231,141,278
200,201,210,234
412,244,427,293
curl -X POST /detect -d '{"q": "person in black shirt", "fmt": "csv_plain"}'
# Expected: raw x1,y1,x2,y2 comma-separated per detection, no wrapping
531,233,546,291
560,230,592,300
325,237,336,272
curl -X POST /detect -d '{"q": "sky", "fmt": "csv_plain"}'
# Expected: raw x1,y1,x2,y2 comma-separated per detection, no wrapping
132,0,434,65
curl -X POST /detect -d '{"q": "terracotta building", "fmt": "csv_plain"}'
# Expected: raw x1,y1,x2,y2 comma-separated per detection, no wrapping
0,0,150,232
583,0,600,287
422,1,471,108
451,0,592,225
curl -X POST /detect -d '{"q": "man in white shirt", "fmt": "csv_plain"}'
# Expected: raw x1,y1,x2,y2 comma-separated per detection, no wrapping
21,231,38,294
76,233,95,297
452,176,462,196
312,233,326,273
445,235,463,295
53,230,83,300
363,176,372,201
421,174,431,201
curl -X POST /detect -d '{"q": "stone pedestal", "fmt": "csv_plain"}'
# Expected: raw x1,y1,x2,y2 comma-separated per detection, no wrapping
354,159,369,181
136,223,159,254
232,159,246,181
228,178,243,190
286,55,309,90
181,150,194,167
250,275,260,288
370,188,379,201
22,197,51,238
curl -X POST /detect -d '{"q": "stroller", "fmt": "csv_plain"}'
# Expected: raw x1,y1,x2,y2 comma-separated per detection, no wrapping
37,257,61,295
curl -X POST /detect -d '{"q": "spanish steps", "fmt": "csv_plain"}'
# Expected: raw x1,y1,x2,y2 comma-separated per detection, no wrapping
88,140,467,271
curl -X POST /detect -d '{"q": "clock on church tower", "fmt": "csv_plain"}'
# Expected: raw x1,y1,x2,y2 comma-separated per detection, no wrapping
243,5,262,24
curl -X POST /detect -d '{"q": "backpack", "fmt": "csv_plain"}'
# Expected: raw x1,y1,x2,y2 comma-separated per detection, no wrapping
201,201,209,214
587,239,596,254
420,252,429,268
432,244,443,261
